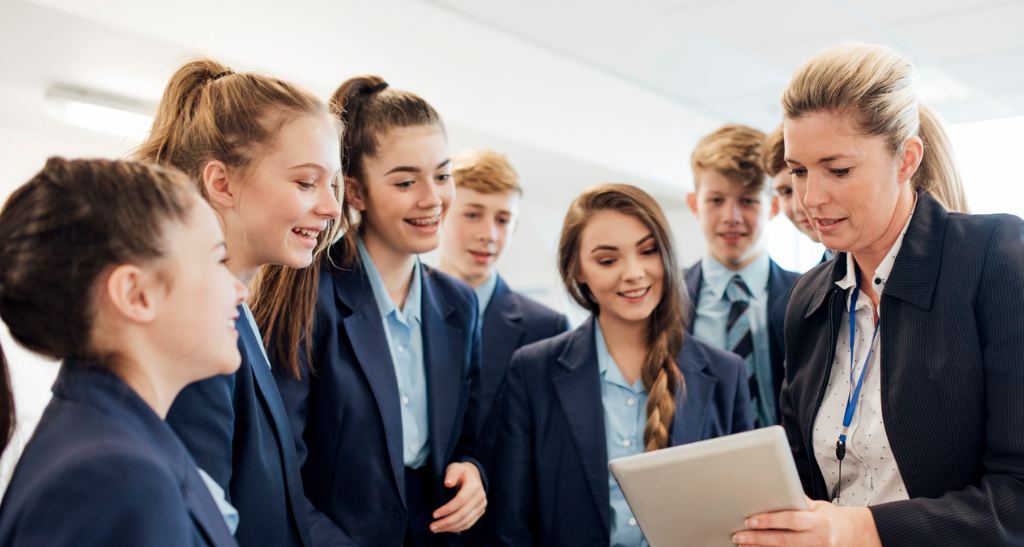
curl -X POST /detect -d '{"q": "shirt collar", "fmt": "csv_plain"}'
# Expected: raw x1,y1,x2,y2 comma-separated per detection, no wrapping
594,320,646,392
474,273,499,319
836,199,917,297
701,251,770,300
357,234,422,323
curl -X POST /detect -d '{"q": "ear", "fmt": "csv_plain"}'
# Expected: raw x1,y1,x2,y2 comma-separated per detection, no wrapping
897,136,924,184
768,194,780,220
104,264,160,324
686,192,699,216
202,161,236,210
344,176,367,212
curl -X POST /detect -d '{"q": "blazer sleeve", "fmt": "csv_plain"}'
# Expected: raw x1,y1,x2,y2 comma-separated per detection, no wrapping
869,217,1024,546
481,349,535,546
778,363,814,494
165,372,236,495
452,298,487,491
11,452,194,547
273,299,359,547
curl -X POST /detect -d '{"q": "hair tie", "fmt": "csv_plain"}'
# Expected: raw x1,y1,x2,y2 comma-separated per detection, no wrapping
211,70,235,82
360,81,389,96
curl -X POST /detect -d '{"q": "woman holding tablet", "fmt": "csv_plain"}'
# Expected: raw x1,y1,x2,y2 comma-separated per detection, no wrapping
0,158,244,546
735,44,1023,547
271,76,485,547
483,184,752,547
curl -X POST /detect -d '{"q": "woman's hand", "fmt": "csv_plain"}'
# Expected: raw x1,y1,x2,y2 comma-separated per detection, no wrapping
732,497,882,547
430,462,487,533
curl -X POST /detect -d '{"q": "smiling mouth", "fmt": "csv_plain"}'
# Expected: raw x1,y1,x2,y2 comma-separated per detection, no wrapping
818,219,842,226
619,286,651,299
292,227,321,239
406,213,441,227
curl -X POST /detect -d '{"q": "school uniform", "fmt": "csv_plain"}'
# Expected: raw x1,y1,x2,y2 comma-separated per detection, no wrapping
684,254,799,426
482,317,752,547
475,274,570,453
166,304,311,547
273,237,483,547
781,192,1024,545
0,360,237,547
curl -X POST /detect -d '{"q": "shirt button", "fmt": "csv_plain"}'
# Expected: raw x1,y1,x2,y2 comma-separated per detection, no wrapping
402,396,410,405
622,439,631,447
629,518,637,526
398,346,405,353
627,398,635,406
409,446,417,453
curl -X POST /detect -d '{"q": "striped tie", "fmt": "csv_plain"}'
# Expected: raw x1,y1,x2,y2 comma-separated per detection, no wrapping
725,275,759,427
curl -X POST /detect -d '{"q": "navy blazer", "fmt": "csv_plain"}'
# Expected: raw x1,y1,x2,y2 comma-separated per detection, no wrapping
273,250,483,547
684,257,799,424
0,361,237,547
781,192,1024,546
167,305,310,547
482,317,752,546
477,275,569,447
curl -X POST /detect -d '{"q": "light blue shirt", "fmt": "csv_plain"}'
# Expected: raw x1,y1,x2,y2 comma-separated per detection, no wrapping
473,274,499,321
357,236,430,469
595,321,649,547
198,468,239,535
692,252,775,426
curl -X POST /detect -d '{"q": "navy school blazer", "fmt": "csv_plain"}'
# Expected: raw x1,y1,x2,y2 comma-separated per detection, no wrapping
477,275,570,451
0,360,237,547
273,250,484,547
780,192,1024,546
482,317,753,547
166,305,311,547
684,258,800,424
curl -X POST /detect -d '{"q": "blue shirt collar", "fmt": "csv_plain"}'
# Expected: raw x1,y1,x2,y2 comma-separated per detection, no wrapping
700,251,770,301
594,319,646,392
473,274,499,319
357,234,422,324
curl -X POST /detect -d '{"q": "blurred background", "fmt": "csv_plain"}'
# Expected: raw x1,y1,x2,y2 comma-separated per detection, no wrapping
1,0,1023,485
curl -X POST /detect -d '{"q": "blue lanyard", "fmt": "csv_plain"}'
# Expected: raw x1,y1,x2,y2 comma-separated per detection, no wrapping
835,285,880,458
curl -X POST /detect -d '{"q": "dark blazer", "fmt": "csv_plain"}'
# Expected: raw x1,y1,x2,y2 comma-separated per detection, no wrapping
684,257,799,424
273,251,483,547
0,361,237,547
482,317,752,546
477,275,569,445
780,192,1024,546
166,305,310,547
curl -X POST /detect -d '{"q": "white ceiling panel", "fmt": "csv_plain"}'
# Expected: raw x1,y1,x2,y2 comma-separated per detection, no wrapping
891,2,1024,60
669,0,862,49
845,0,1016,25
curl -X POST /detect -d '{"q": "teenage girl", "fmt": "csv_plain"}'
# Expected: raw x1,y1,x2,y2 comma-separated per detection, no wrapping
270,76,485,547
133,59,342,547
483,184,752,547
0,158,245,546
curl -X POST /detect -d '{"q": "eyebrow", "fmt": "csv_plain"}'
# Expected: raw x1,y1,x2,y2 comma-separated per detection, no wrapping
784,154,856,165
590,234,654,254
384,158,452,176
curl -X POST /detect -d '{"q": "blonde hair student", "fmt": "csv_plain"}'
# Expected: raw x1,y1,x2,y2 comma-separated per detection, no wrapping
734,43,1024,547
0,158,244,547
134,58,342,547
270,76,486,547
763,123,821,244
484,184,751,547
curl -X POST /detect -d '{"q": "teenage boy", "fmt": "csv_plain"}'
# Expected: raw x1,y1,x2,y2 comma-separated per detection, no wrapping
684,124,799,428
762,123,835,263
437,149,569,442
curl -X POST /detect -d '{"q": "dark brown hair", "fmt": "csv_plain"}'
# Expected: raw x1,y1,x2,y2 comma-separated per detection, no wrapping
558,184,688,451
133,58,344,377
0,157,197,450
691,124,768,191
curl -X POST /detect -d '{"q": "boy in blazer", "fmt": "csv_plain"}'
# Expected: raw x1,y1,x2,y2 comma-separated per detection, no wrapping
684,124,799,427
436,149,570,450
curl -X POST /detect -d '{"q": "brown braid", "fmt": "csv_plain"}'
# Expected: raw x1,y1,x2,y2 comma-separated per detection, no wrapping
558,184,689,452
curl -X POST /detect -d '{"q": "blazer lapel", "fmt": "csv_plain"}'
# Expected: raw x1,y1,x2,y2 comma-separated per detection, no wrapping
420,266,466,479
183,467,238,547
683,263,702,331
551,318,610,534
670,334,717,445
883,192,946,311
239,314,313,547
335,266,407,504
479,276,525,422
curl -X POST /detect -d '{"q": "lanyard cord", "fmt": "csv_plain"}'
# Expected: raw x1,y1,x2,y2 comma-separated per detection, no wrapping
833,284,880,504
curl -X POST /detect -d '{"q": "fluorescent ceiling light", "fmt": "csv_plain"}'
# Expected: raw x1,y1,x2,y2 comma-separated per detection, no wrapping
44,84,153,139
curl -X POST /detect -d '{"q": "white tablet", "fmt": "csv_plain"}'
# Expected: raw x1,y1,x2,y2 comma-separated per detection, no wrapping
608,426,807,547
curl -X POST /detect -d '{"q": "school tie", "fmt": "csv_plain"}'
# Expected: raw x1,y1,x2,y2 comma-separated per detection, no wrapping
725,275,759,426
